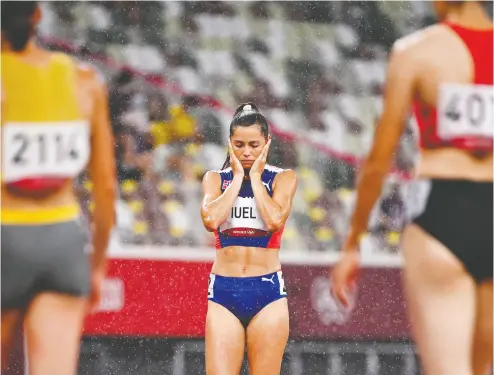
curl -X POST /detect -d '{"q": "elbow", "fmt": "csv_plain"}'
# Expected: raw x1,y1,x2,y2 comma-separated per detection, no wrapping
362,161,389,180
266,219,284,233
202,217,221,232
204,223,219,232
265,209,287,233
93,184,116,219
104,183,117,198
96,184,117,204
365,153,393,175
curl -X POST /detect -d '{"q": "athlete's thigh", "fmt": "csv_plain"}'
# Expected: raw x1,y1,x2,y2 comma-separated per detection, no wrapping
1,310,23,371
206,301,246,375
402,224,476,375
24,292,87,375
246,298,289,375
472,280,493,375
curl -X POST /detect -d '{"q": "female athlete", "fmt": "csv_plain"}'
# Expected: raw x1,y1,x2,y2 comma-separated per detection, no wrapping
200,103,298,375
332,2,493,375
1,2,116,374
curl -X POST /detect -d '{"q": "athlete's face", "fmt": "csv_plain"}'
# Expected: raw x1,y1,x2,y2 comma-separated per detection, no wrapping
230,125,267,169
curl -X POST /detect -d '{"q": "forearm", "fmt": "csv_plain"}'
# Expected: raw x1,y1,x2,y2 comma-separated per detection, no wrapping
91,216,113,270
203,175,243,228
91,190,116,270
251,175,283,232
345,163,388,252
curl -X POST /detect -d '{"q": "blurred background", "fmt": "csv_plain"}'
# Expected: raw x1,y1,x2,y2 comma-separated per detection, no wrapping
7,1,483,374
40,0,427,253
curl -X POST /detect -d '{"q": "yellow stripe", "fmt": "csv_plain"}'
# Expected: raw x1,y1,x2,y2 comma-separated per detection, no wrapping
1,204,80,225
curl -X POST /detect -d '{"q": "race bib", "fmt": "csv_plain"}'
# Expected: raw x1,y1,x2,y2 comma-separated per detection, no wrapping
218,197,268,233
2,121,90,183
438,83,493,139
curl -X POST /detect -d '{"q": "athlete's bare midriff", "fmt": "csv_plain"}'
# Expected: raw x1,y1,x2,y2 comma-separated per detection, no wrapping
417,149,493,182
212,246,281,277
1,47,95,212
1,183,79,210
409,23,493,183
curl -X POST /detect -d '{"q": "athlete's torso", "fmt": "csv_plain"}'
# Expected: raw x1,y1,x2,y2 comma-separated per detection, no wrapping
215,165,285,249
410,21,493,181
211,165,285,277
1,49,93,223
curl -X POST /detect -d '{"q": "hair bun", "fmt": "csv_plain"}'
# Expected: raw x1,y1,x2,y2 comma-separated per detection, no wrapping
233,102,259,117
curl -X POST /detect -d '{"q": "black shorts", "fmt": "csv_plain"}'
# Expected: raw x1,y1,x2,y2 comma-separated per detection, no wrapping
412,179,493,282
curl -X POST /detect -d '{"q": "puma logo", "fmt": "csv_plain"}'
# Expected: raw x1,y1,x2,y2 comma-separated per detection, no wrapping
262,179,271,192
261,275,275,284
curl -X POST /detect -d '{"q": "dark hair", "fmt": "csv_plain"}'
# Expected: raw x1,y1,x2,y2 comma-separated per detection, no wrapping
1,1,38,52
221,102,269,170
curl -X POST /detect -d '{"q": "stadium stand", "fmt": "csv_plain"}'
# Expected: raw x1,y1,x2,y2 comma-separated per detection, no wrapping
38,1,423,252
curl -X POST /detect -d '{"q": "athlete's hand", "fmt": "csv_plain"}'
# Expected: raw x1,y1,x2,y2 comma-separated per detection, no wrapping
88,267,106,313
228,140,244,178
330,250,360,308
250,137,271,178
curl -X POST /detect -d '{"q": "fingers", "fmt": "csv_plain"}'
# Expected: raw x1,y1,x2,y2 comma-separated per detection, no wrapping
88,291,101,313
260,138,271,162
228,141,241,167
86,296,97,314
264,138,272,154
332,281,350,308
229,142,239,159
331,269,354,308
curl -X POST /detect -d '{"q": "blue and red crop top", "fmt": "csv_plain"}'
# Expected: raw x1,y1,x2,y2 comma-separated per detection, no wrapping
215,164,285,250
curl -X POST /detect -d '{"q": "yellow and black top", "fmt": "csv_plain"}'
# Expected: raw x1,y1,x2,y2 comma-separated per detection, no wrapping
1,52,91,225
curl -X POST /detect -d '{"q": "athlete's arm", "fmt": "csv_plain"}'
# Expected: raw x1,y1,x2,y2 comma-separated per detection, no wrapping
251,170,298,233
344,42,418,252
201,171,243,231
86,68,117,271
1,84,4,127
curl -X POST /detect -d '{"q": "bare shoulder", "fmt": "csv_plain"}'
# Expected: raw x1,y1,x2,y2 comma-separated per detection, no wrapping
202,170,221,184
278,168,297,180
75,60,107,92
202,170,222,196
274,169,298,187
48,51,103,84
394,24,450,54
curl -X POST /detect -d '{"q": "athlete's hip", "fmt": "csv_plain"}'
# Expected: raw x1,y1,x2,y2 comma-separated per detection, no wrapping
207,270,288,328
207,270,288,299
1,218,91,308
417,150,493,181
1,195,81,225
1,218,89,251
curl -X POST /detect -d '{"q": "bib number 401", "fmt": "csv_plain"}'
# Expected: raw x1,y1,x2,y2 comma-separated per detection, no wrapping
439,84,493,139
444,93,491,127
